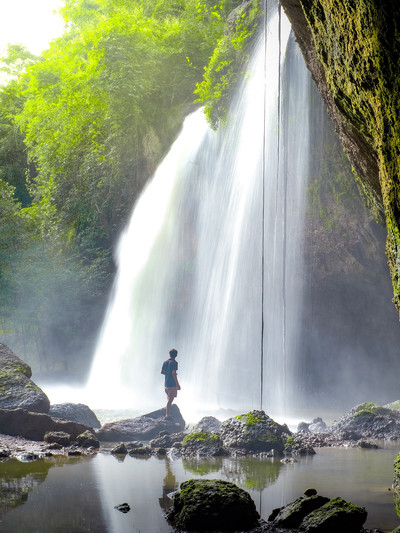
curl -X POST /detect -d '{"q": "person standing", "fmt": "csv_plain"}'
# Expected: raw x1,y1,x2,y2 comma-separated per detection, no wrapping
161,349,181,418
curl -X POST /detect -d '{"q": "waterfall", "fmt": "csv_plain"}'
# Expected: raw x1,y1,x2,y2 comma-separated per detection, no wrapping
67,3,313,420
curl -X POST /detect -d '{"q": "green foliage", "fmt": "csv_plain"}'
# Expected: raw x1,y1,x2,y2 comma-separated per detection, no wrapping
195,0,261,127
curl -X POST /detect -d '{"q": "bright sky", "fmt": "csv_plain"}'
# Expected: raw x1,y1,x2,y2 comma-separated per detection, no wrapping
0,0,65,56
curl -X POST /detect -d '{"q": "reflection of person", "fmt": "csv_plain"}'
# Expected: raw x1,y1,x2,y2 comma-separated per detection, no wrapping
161,349,181,418
159,458,178,511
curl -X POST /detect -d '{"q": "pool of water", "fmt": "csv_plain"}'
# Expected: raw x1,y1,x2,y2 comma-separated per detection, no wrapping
0,444,399,532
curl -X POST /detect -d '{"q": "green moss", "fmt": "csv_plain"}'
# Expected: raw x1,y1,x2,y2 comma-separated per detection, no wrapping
235,411,264,427
182,431,220,446
353,402,392,417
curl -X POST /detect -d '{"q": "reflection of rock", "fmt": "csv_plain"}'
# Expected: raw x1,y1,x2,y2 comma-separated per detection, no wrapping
220,456,282,492
0,459,53,518
0,343,50,414
97,404,185,441
48,403,101,428
166,479,260,531
182,457,223,476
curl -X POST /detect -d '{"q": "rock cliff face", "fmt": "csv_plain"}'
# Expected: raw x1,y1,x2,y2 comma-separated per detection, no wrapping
279,0,400,315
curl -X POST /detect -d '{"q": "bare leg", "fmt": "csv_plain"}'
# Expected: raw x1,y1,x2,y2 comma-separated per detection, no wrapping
166,396,173,417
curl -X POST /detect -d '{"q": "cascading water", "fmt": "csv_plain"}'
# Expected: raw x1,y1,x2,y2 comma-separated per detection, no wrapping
71,3,313,420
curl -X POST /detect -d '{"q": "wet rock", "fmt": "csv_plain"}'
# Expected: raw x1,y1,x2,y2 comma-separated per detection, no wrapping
284,436,316,456
150,430,185,448
75,430,100,448
15,452,39,462
0,408,96,441
181,430,226,458
304,488,317,497
49,403,101,428
299,496,367,532
114,503,130,513
111,443,128,455
0,343,50,413
220,410,291,454
68,448,82,456
97,404,185,441
44,431,72,446
331,402,400,440
308,418,329,434
128,446,152,456
166,479,260,531
268,491,367,533
298,421,311,433
192,416,222,434
270,494,330,528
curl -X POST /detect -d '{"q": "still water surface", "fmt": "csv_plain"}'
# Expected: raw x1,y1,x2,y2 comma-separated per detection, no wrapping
0,445,399,532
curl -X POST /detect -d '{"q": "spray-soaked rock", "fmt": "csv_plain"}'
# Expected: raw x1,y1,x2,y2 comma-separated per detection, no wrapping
166,479,260,531
220,410,291,454
97,404,185,441
0,408,96,441
192,416,222,434
331,402,400,440
0,343,50,413
49,403,101,428
269,490,367,532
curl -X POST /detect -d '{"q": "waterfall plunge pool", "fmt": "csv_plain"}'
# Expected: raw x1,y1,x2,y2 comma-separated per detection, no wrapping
0,444,398,532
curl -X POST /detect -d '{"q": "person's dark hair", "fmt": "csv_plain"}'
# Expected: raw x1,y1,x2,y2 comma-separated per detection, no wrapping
169,349,178,358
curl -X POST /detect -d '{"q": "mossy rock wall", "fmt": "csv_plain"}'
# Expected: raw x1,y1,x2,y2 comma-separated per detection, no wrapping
280,0,400,315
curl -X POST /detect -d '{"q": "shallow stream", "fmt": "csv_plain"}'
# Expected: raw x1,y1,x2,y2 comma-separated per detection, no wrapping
0,444,399,532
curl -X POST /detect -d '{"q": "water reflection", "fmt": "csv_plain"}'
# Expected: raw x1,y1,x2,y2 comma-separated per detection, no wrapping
0,447,398,532
159,459,178,511
0,459,53,518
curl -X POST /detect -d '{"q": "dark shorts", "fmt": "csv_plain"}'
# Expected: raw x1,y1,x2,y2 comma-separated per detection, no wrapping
165,387,178,399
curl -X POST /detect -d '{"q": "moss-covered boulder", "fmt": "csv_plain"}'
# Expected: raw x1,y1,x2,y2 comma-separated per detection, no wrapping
0,343,49,413
269,491,367,532
166,479,260,531
300,497,367,532
220,410,291,454
181,430,226,458
270,494,330,528
330,402,400,440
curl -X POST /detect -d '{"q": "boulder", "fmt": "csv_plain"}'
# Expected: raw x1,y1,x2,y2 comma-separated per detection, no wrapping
284,436,316,456
192,416,222,434
0,343,49,413
166,479,260,531
299,497,367,532
75,430,100,448
181,430,227,458
331,402,400,440
269,491,367,533
150,430,185,448
309,418,329,434
220,410,291,454
0,408,96,441
48,403,101,428
97,404,185,442
270,494,330,528
44,431,72,446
